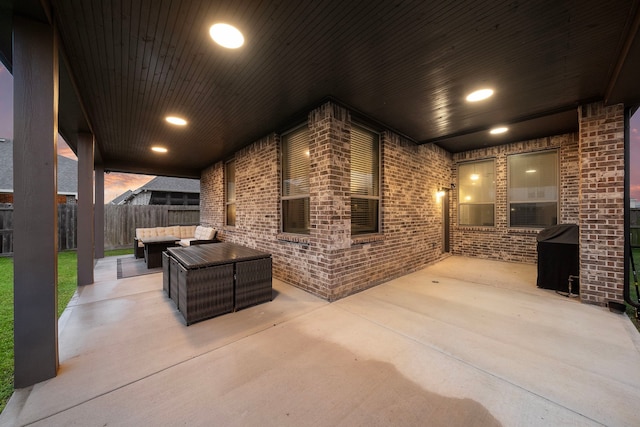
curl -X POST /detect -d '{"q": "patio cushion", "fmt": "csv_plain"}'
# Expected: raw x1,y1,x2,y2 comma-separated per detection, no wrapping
178,238,196,247
179,225,197,239
136,228,158,246
194,225,216,240
163,226,181,237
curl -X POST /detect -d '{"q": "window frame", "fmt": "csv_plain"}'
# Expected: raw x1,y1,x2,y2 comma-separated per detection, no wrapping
280,124,310,234
350,123,381,236
507,149,559,228
457,158,496,227
225,159,236,227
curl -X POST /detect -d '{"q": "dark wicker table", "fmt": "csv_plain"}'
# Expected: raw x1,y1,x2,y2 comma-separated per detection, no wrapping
165,243,272,325
141,235,180,268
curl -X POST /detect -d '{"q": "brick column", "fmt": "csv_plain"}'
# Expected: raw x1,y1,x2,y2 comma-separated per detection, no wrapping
578,102,625,305
308,102,351,299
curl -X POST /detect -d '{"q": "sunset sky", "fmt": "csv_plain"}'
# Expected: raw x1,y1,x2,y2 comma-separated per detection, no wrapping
1,62,640,200
0,63,154,203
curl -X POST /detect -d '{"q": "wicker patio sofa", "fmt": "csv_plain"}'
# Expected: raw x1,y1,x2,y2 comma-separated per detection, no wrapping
134,225,218,259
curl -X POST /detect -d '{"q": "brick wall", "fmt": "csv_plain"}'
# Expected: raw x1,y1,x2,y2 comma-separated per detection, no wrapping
451,133,579,263
200,101,452,300
578,102,625,305
199,100,625,306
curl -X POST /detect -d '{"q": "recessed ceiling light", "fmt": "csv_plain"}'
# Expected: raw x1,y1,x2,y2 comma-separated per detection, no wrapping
470,174,480,181
466,88,494,102
166,116,187,126
526,169,537,174
209,23,244,49
489,126,508,135
151,146,168,153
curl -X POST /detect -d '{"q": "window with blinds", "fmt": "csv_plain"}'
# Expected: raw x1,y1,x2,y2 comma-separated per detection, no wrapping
351,125,380,235
508,150,558,227
225,159,236,226
458,159,495,226
282,126,310,234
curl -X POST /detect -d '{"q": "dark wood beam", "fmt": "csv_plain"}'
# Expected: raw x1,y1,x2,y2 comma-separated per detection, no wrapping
77,132,94,285
12,15,59,387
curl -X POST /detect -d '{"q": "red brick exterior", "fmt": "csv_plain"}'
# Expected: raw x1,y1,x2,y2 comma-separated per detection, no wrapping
200,102,452,300
578,102,625,305
451,133,580,263
0,193,74,205
200,100,625,305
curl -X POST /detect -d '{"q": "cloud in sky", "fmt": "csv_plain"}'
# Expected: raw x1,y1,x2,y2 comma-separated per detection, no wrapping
56,137,154,203
0,62,155,202
104,173,154,204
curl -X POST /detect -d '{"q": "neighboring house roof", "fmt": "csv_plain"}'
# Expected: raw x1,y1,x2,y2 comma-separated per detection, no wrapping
108,176,200,205
0,138,78,195
139,176,200,193
107,190,133,205
57,155,78,195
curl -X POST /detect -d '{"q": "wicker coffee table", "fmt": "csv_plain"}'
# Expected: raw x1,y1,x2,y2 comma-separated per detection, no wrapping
165,243,272,325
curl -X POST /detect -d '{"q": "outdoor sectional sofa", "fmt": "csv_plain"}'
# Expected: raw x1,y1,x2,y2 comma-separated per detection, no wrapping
134,225,218,259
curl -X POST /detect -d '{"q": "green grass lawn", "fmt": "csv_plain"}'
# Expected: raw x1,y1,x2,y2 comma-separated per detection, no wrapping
0,249,132,414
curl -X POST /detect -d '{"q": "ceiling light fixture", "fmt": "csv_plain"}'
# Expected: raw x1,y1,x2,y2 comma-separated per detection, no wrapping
470,173,480,181
526,169,537,173
166,116,187,126
151,146,168,153
209,23,244,49
466,88,494,102
489,126,508,135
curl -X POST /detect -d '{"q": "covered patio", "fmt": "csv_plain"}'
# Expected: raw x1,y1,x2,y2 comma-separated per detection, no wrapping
2,256,638,426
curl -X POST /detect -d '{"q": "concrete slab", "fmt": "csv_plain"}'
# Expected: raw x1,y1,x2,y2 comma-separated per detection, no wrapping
1,255,639,426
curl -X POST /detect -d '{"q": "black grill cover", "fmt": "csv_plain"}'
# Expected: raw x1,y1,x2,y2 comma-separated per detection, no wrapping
536,224,579,293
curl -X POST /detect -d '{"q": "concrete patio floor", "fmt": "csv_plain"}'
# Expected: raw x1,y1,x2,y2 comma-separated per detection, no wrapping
2,255,640,426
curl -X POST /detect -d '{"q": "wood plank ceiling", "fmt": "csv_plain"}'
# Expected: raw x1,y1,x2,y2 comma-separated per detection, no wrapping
12,1,640,176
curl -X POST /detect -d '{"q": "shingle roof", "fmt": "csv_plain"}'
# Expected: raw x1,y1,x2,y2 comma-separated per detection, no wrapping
108,176,200,205
107,190,132,205
0,138,78,194
135,176,200,193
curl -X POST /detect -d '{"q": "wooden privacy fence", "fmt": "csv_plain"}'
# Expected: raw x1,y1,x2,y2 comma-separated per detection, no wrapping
0,203,78,255
0,204,13,255
0,204,200,255
104,205,200,249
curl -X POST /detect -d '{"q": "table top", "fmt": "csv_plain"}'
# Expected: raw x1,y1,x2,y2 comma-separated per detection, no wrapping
141,235,180,244
167,242,271,268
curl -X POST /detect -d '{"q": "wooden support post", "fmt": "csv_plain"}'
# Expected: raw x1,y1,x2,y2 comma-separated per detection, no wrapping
94,164,105,259
12,16,59,387
77,133,94,285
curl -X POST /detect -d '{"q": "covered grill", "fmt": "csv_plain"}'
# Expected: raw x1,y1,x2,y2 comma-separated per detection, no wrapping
536,224,579,295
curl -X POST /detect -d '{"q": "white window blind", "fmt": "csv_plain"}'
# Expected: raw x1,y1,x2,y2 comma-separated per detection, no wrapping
282,126,310,234
351,125,380,235
458,160,495,226
508,150,558,227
